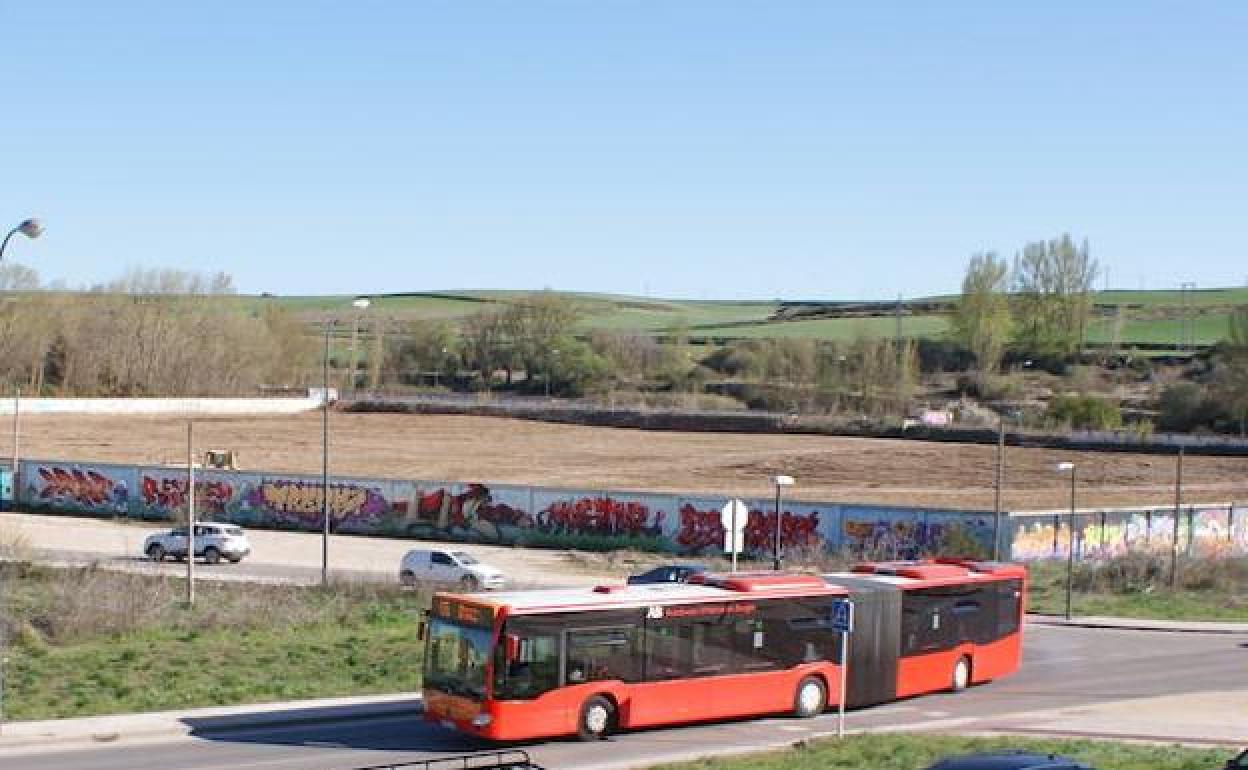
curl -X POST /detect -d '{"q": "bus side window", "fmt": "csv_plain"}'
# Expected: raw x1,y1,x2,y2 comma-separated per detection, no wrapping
494,633,559,700
566,628,638,684
690,619,735,675
642,625,685,680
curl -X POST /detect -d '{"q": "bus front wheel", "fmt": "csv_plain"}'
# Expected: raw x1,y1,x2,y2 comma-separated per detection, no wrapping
793,675,827,718
577,695,616,741
951,656,971,692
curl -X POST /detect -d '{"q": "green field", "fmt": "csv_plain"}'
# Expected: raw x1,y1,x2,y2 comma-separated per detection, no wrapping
3,564,427,720
247,287,1245,347
650,733,1229,770
1026,558,1248,622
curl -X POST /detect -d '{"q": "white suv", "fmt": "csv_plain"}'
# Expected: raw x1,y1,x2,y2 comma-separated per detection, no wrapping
144,523,251,564
399,548,505,591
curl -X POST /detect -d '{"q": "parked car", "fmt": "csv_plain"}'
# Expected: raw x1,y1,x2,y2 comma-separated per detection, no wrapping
399,548,505,591
1225,750,1248,769
143,523,251,564
626,564,708,585
923,752,1095,770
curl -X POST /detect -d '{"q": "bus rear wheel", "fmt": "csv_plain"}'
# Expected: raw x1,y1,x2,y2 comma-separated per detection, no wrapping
793,675,827,718
577,695,616,741
951,656,971,692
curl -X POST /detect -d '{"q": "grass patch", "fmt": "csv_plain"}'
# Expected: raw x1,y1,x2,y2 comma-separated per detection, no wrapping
648,733,1230,770
1,563,429,720
1026,554,1248,621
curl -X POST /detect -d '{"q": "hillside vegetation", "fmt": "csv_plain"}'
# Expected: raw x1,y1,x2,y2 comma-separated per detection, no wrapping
3,241,1246,437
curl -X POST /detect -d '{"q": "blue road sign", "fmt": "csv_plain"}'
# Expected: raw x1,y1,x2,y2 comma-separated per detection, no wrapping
831,599,854,633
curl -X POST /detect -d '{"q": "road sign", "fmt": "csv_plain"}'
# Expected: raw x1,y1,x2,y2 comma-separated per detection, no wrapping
720,499,748,531
723,528,743,555
831,599,854,633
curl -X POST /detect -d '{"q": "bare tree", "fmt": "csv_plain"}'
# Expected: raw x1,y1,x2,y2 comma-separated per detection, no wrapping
1012,234,1098,356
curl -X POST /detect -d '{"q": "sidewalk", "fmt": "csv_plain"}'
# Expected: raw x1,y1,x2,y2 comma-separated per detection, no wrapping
1027,613,1248,634
0,692,423,756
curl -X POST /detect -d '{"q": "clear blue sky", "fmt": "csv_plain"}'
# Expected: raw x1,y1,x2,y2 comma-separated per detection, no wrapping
4,2,1246,299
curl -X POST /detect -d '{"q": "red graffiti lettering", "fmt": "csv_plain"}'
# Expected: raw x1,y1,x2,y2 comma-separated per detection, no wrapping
140,476,233,515
675,504,820,553
38,467,116,507
537,497,665,537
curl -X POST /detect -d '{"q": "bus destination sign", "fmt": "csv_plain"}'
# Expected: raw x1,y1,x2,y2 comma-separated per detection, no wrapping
431,598,495,629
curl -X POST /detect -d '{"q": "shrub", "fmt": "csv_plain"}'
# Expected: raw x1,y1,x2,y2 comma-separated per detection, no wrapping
1047,393,1122,430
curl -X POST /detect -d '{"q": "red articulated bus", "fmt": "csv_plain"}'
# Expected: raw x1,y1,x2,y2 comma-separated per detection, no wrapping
421,560,1026,742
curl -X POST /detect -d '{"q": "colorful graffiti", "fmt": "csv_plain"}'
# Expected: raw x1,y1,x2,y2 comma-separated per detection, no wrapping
30,464,129,514
17,457,1245,561
389,483,535,541
1009,506,1242,561
538,497,666,538
243,479,391,532
841,513,992,559
140,475,234,517
675,503,822,555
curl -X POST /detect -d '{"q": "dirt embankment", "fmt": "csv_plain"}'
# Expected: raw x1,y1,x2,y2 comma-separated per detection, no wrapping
13,412,1248,511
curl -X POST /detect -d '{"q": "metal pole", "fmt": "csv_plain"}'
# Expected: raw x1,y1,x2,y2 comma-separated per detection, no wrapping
772,484,782,571
1065,466,1076,620
1170,447,1183,588
993,414,1004,560
186,421,195,606
838,627,849,738
12,387,20,511
322,321,332,587
730,504,739,574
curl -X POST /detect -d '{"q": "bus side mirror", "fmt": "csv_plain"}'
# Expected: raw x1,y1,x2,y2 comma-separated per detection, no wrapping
505,634,521,662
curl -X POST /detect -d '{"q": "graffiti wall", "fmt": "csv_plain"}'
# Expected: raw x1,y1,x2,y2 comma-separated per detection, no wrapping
1008,505,1245,562
16,457,1245,561
23,462,136,516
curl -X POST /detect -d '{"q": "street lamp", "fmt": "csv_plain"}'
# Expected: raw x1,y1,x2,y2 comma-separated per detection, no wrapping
770,474,795,571
321,297,371,586
1056,462,1077,620
0,218,43,261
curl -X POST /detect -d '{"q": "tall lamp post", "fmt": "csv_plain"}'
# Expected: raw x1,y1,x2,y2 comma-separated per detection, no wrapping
770,474,795,570
0,217,40,738
1056,462,1077,620
0,218,42,261
321,297,371,586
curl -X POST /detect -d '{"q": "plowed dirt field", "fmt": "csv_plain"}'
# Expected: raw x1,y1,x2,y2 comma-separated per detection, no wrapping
14,411,1248,510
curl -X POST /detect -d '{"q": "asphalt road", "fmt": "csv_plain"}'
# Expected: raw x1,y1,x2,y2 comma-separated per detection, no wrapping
7,624,1246,770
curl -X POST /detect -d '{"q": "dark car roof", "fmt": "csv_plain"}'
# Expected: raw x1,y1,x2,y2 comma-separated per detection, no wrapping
925,752,1093,770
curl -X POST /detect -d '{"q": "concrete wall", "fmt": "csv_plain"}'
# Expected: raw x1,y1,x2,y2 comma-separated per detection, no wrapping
0,395,327,416
15,457,998,559
16,457,1245,562
1008,505,1248,561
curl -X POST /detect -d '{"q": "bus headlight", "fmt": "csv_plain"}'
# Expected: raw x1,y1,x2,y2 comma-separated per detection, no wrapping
471,714,493,727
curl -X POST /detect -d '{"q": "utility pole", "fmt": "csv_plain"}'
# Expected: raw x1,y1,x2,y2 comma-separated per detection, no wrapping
1170,447,1184,588
11,388,20,509
993,414,1005,560
186,421,195,606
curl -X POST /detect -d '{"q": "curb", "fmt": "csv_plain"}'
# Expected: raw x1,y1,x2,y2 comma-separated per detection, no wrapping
1026,614,1248,634
0,695,424,755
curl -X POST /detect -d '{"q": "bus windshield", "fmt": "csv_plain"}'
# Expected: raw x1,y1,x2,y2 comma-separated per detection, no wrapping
424,618,491,700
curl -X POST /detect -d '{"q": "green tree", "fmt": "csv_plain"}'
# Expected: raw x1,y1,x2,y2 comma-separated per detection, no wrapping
1012,234,1098,356
1214,305,1248,435
952,252,1013,372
